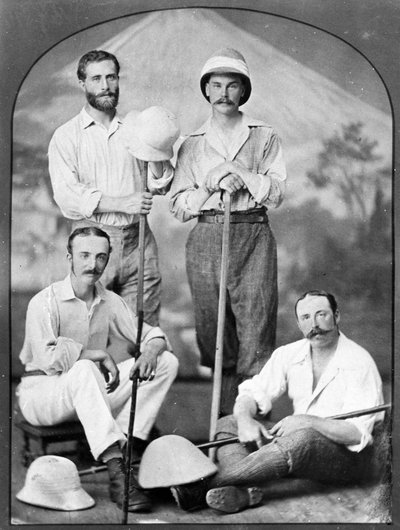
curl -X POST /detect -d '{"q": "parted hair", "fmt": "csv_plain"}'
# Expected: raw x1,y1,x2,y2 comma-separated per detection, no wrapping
294,289,338,318
77,50,120,81
67,226,111,254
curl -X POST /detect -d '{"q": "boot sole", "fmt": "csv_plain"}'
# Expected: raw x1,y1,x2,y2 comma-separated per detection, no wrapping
206,486,263,513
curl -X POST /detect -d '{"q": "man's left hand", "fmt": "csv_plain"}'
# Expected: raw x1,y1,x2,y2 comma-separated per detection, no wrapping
129,338,167,381
269,414,318,437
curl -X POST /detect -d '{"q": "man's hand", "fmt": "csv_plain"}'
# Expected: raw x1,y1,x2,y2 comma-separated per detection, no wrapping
269,414,318,438
120,192,153,215
99,353,120,393
205,163,233,191
129,338,167,382
80,349,120,393
237,417,274,449
219,174,246,194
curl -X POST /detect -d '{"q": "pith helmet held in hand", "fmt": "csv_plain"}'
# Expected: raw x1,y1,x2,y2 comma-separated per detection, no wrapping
138,435,217,489
121,106,180,162
200,48,252,105
16,455,95,511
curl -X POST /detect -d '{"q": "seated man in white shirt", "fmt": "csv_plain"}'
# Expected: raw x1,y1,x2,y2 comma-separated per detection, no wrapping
170,290,386,513
16,226,179,513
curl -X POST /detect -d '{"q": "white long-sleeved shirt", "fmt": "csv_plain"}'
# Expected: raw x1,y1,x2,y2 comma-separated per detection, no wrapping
19,275,166,374
48,108,173,226
170,113,287,222
237,332,384,452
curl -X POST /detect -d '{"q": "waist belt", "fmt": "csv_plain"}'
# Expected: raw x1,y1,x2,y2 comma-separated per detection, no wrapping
198,209,268,224
21,369,47,377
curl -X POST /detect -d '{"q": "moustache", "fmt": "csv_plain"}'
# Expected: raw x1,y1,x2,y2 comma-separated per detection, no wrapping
84,269,100,275
215,99,234,105
307,328,330,339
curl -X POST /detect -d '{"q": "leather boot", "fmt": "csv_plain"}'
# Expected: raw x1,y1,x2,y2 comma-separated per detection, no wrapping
106,457,151,512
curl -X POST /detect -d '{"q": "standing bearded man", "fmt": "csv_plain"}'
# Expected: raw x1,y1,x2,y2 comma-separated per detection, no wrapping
49,50,173,326
170,48,287,414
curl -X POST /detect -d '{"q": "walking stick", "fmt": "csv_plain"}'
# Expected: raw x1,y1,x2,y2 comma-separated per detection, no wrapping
80,403,392,477
122,161,148,524
201,402,392,450
209,191,231,462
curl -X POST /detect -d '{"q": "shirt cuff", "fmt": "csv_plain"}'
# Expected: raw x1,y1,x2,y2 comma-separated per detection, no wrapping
237,379,272,415
81,190,102,218
141,326,166,346
344,418,374,452
147,162,174,192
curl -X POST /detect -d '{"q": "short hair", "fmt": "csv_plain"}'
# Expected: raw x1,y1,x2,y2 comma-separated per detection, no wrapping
294,290,338,318
77,50,120,81
67,226,111,254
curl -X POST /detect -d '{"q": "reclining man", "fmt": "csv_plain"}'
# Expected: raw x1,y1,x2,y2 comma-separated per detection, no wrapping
16,226,179,513
169,290,386,513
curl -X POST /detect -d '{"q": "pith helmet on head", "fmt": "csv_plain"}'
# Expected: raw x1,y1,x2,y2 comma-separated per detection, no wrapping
121,106,180,162
16,455,95,511
138,435,217,489
200,48,252,105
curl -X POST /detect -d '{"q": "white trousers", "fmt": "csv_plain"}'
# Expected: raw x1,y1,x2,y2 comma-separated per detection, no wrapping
16,352,178,460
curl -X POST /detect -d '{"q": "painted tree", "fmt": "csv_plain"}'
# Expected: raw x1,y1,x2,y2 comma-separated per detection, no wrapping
306,121,391,244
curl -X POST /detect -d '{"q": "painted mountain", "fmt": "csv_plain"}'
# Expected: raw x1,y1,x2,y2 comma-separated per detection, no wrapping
14,8,391,172
11,9,393,376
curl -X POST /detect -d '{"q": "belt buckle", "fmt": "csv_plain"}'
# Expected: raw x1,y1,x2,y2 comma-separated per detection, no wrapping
215,214,225,223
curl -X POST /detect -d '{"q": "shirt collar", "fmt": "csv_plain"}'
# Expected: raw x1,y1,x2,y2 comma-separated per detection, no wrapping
79,107,123,130
59,274,107,302
189,112,271,137
291,332,350,366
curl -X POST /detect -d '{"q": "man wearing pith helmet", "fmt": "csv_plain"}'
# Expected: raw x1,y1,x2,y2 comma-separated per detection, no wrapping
170,48,287,414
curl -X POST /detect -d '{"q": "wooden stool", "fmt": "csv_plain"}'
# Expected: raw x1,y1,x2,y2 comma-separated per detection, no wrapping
15,419,90,467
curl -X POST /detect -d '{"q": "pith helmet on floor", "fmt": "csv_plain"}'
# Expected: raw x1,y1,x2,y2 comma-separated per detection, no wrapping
16,455,95,511
121,106,180,162
138,435,217,489
200,48,252,105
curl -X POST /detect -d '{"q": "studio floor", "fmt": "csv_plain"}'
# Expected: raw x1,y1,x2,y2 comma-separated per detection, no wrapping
10,379,391,526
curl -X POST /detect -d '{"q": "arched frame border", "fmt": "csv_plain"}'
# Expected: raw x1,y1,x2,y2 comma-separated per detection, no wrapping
1,1,398,527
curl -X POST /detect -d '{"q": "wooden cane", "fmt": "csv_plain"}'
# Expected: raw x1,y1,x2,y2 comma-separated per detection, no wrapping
80,403,391,477
122,161,148,524
201,402,392,450
209,191,232,462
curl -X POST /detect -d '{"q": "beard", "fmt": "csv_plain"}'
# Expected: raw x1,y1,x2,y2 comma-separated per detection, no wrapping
86,88,119,111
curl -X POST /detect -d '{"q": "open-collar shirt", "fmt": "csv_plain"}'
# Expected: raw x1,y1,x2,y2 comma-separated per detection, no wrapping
238,332,384,452
20,275,166,374
170,113,287,222
48,108,173,226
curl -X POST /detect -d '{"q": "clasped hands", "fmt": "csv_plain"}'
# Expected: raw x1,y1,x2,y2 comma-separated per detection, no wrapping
204,161,247,194
237,414,318,449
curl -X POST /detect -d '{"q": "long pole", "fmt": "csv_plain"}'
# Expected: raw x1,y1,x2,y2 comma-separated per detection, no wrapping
209,192,231,462
122,161,148,524
199,402,392,450
80,403,391,477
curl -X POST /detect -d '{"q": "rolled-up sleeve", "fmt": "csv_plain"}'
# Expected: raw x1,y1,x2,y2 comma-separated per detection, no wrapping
20,290,82,374
147,161,174,195
107,294,167,351
240,131,286,209
48,131,102,219
169,139,202,222
237,347,289,415
340,365,384,452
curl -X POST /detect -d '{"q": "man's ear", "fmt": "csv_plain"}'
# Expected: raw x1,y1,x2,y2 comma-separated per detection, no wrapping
78,79,86,92
334,310,340,325
67,252,72,263
205,82,210,98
